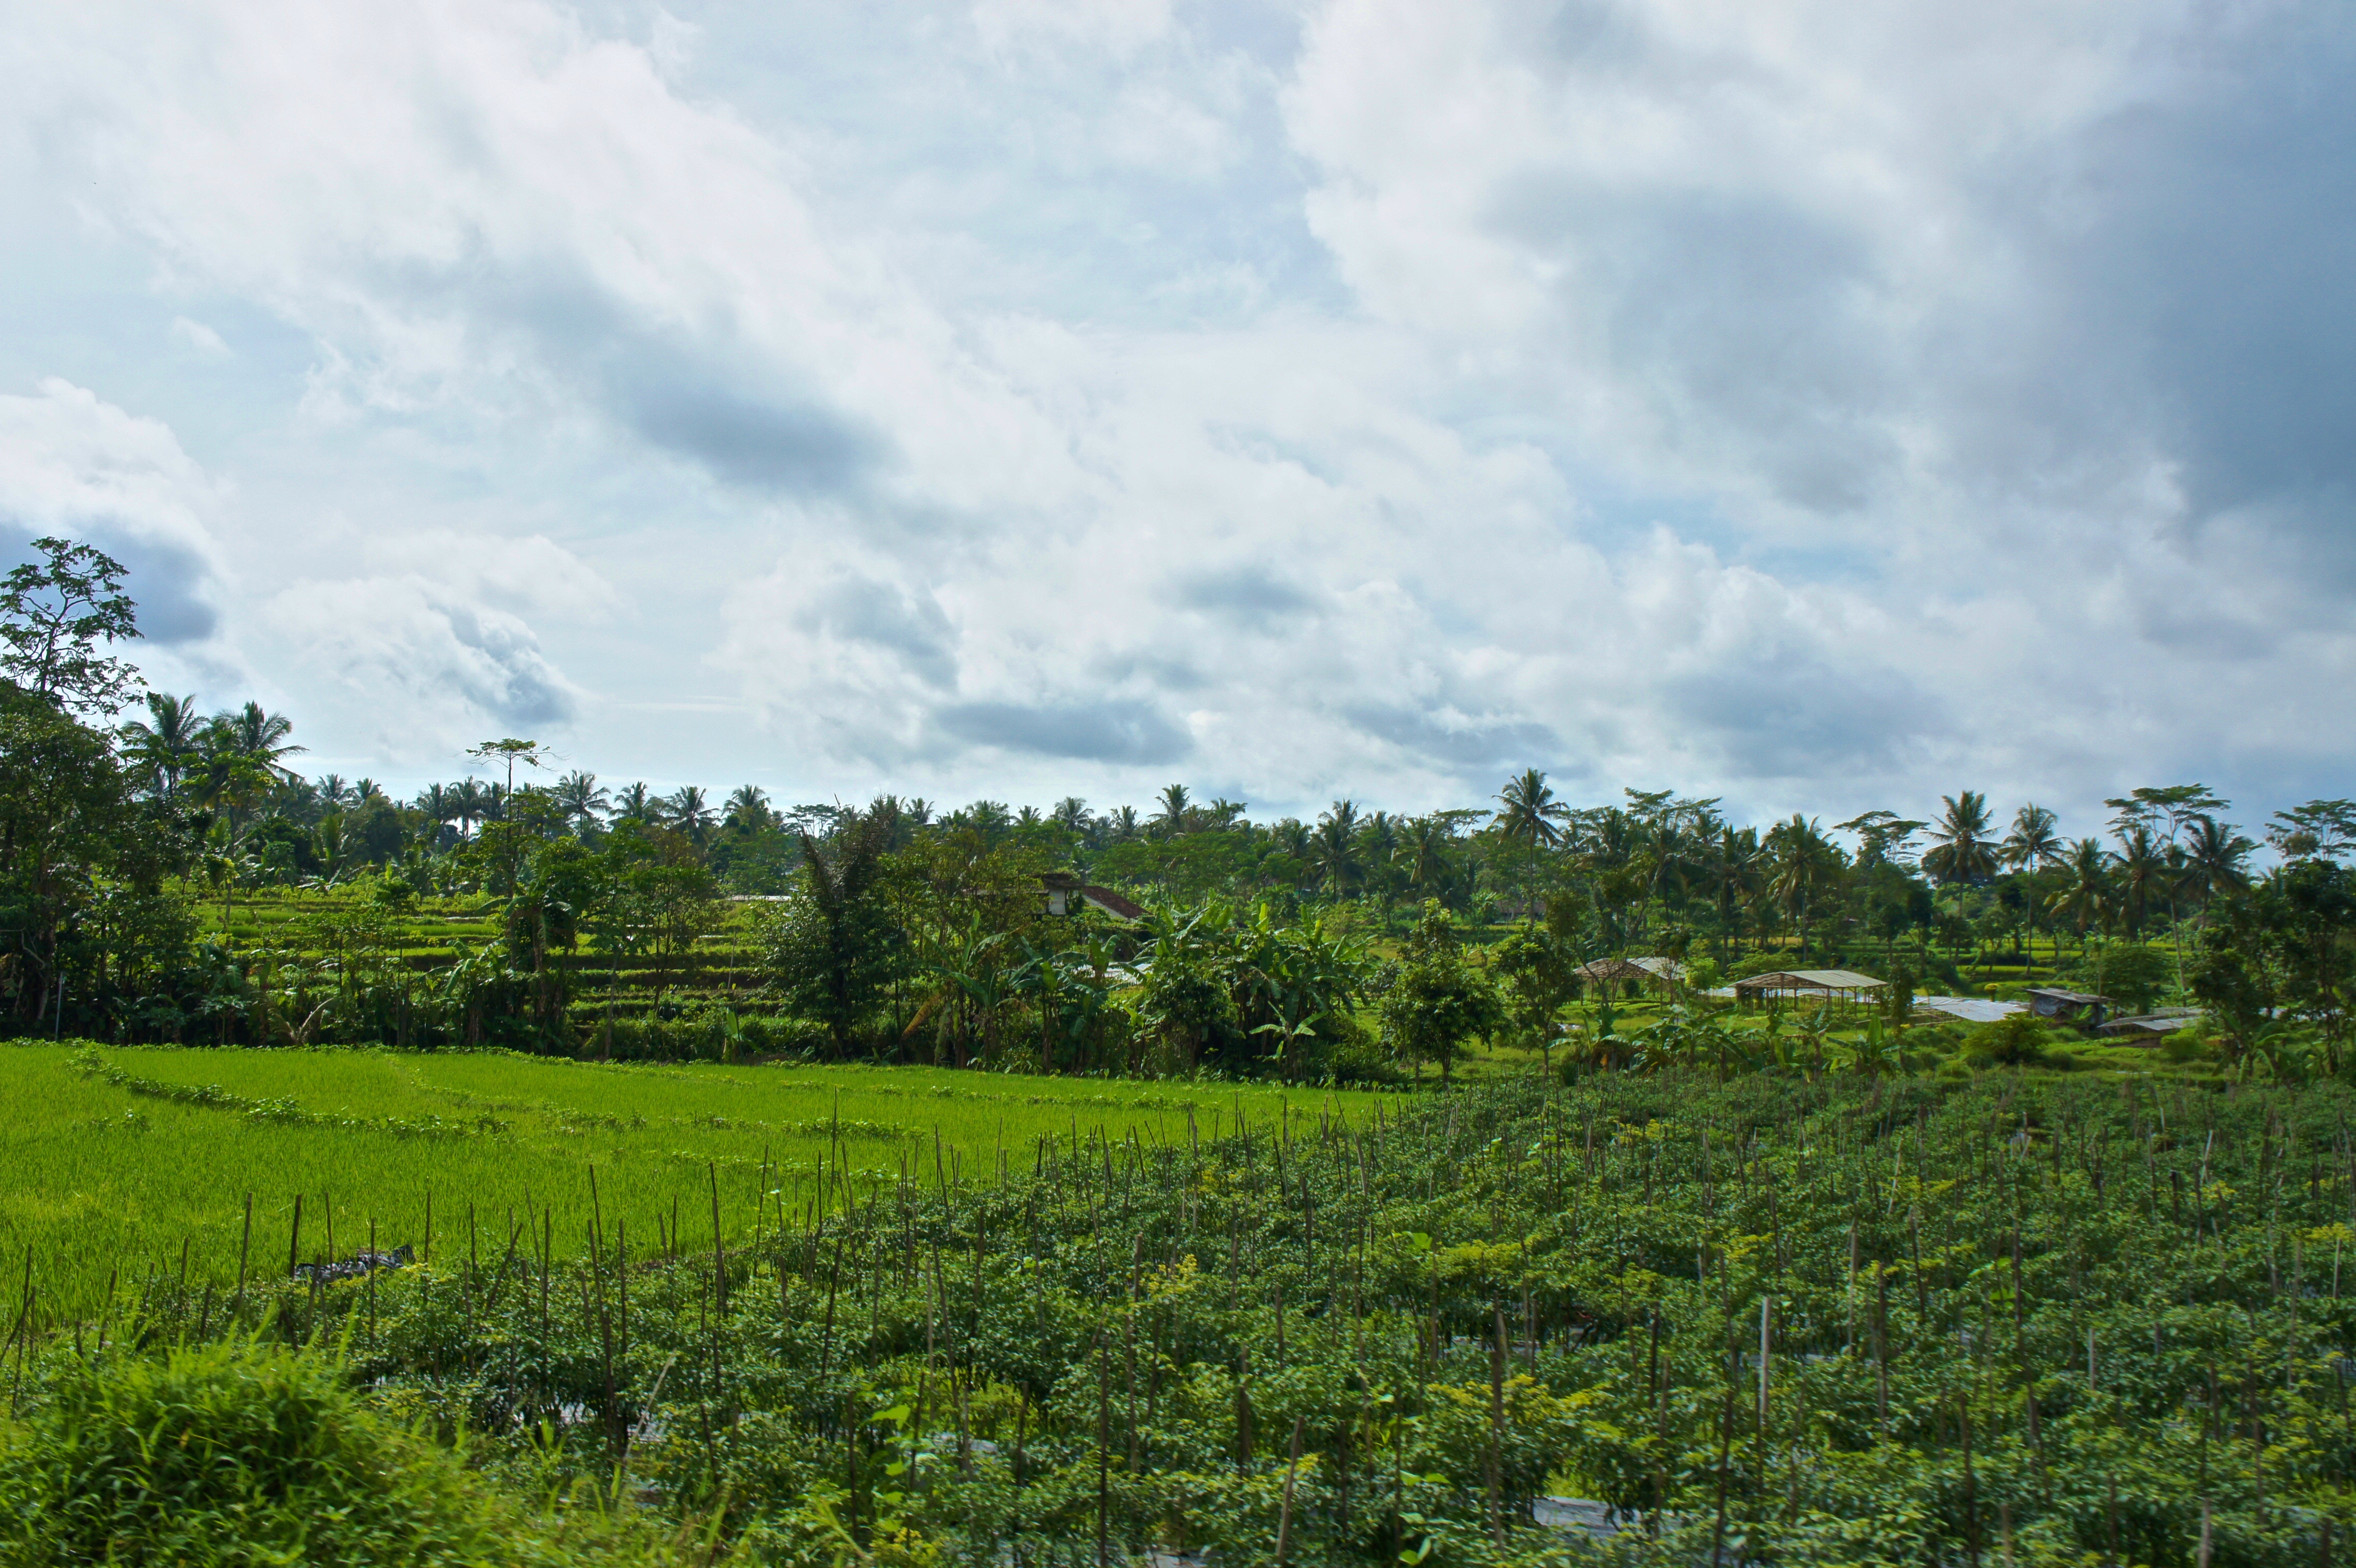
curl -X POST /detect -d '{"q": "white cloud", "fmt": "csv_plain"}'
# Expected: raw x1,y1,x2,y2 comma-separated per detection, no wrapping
168,316,229,356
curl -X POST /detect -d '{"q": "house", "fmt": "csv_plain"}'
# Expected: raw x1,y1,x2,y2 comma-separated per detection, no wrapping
1040,872,1147,923
2025,988,2110,1028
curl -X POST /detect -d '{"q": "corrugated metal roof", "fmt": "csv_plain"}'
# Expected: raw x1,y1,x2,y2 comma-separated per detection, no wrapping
1915,996,2026,1023
1732,969,1886,990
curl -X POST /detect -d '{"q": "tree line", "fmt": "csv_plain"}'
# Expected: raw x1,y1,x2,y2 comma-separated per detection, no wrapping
5,537,2351,1080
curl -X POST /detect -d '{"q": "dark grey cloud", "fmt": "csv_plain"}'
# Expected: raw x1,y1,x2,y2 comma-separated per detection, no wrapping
1487,181,1895,514
615,353,887,494
1176,564,1314,628
1663,659,1939,780
936,698,1192,764
794,570,955,688
5,523,217,644
2057,13,2356,545
1344,702,1561,772
435,602,574,728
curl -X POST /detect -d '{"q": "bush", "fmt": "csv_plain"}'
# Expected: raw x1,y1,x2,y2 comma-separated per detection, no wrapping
1964,1010,2057,1067
0,1342,560,1566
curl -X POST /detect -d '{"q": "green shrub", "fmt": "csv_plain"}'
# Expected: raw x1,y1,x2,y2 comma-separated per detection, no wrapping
1964,1010,2057,1067
0,1342,555,1566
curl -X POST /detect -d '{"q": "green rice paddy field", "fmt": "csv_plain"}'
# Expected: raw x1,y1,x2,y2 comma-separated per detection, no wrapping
0,1043,1391,1322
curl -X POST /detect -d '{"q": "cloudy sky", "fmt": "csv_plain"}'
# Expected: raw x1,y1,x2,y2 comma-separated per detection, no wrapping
3,0,2351,833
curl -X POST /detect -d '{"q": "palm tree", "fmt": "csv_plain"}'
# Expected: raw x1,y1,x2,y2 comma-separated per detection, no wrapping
1494,768,1570,849
1052,797,1091,833
1402,816,1458,905
1312,801,1364,897
723,784,774,832
1704,825,1764,959
1765,815,1839,958
316,774,351,808
615,782,655,821
2000,804,2062,872
2000,803,2064,967
1108,806,1142,842
1155,784,1192,836
214,701,305,777
451,779,492,840
351,778,384,801
2109,822,2171,939
2180,815,2255,910
666,785,715,843
119,692,207,799
1208,797,1249,828
2046,838,2110,952
416,783,457,837
554,771,612,831
1921,791,1998,884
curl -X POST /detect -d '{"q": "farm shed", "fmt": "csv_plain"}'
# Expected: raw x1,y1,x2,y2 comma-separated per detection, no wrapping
1731,969,1887,1012
2026,987,2110,1027
2097,1009,2203,1044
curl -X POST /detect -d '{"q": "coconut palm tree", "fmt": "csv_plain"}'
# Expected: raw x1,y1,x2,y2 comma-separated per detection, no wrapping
665,785,715,843
1052,797,1091,833
2047,837,2110,952
2110,822,2168,940
450,779,492,840
1921,791,1998,884
615,782,655,821
2181,815,2255,909
1108,806,1142,842
2000,805,2062,873
723,784,774,832
1312,801,1364,897
553,771,612,831
1765,815,1839,958
213,701,305,778
1494,768,1570,850
1207,797,1248,828
1704,825,1764,959
1999,802,2065,965
1401,815,1458,906
119,692,207,799
1155,783,1192,836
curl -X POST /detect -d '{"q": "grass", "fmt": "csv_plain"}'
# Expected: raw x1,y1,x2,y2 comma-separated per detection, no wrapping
0,1042,1393,1322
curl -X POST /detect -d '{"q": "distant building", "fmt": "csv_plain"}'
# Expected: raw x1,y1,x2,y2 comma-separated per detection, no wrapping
2025,988,2110,1028
1730,969,1887,1008
2097,1009,2202,1045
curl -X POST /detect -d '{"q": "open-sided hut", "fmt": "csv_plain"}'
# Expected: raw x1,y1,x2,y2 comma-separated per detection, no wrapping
1731,969,1887,1013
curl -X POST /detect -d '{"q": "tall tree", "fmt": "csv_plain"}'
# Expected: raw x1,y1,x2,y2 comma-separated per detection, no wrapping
1494,768,1570,850
763,807,906,1054
0,537,141,715
1921,791,1999,884
117,692,205,800
552,771,611,832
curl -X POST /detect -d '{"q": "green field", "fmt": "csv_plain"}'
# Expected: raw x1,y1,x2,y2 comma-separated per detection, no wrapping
0,1042,1390,1321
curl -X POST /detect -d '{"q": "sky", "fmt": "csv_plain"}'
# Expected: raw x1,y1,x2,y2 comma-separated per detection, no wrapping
1,0,2351,837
